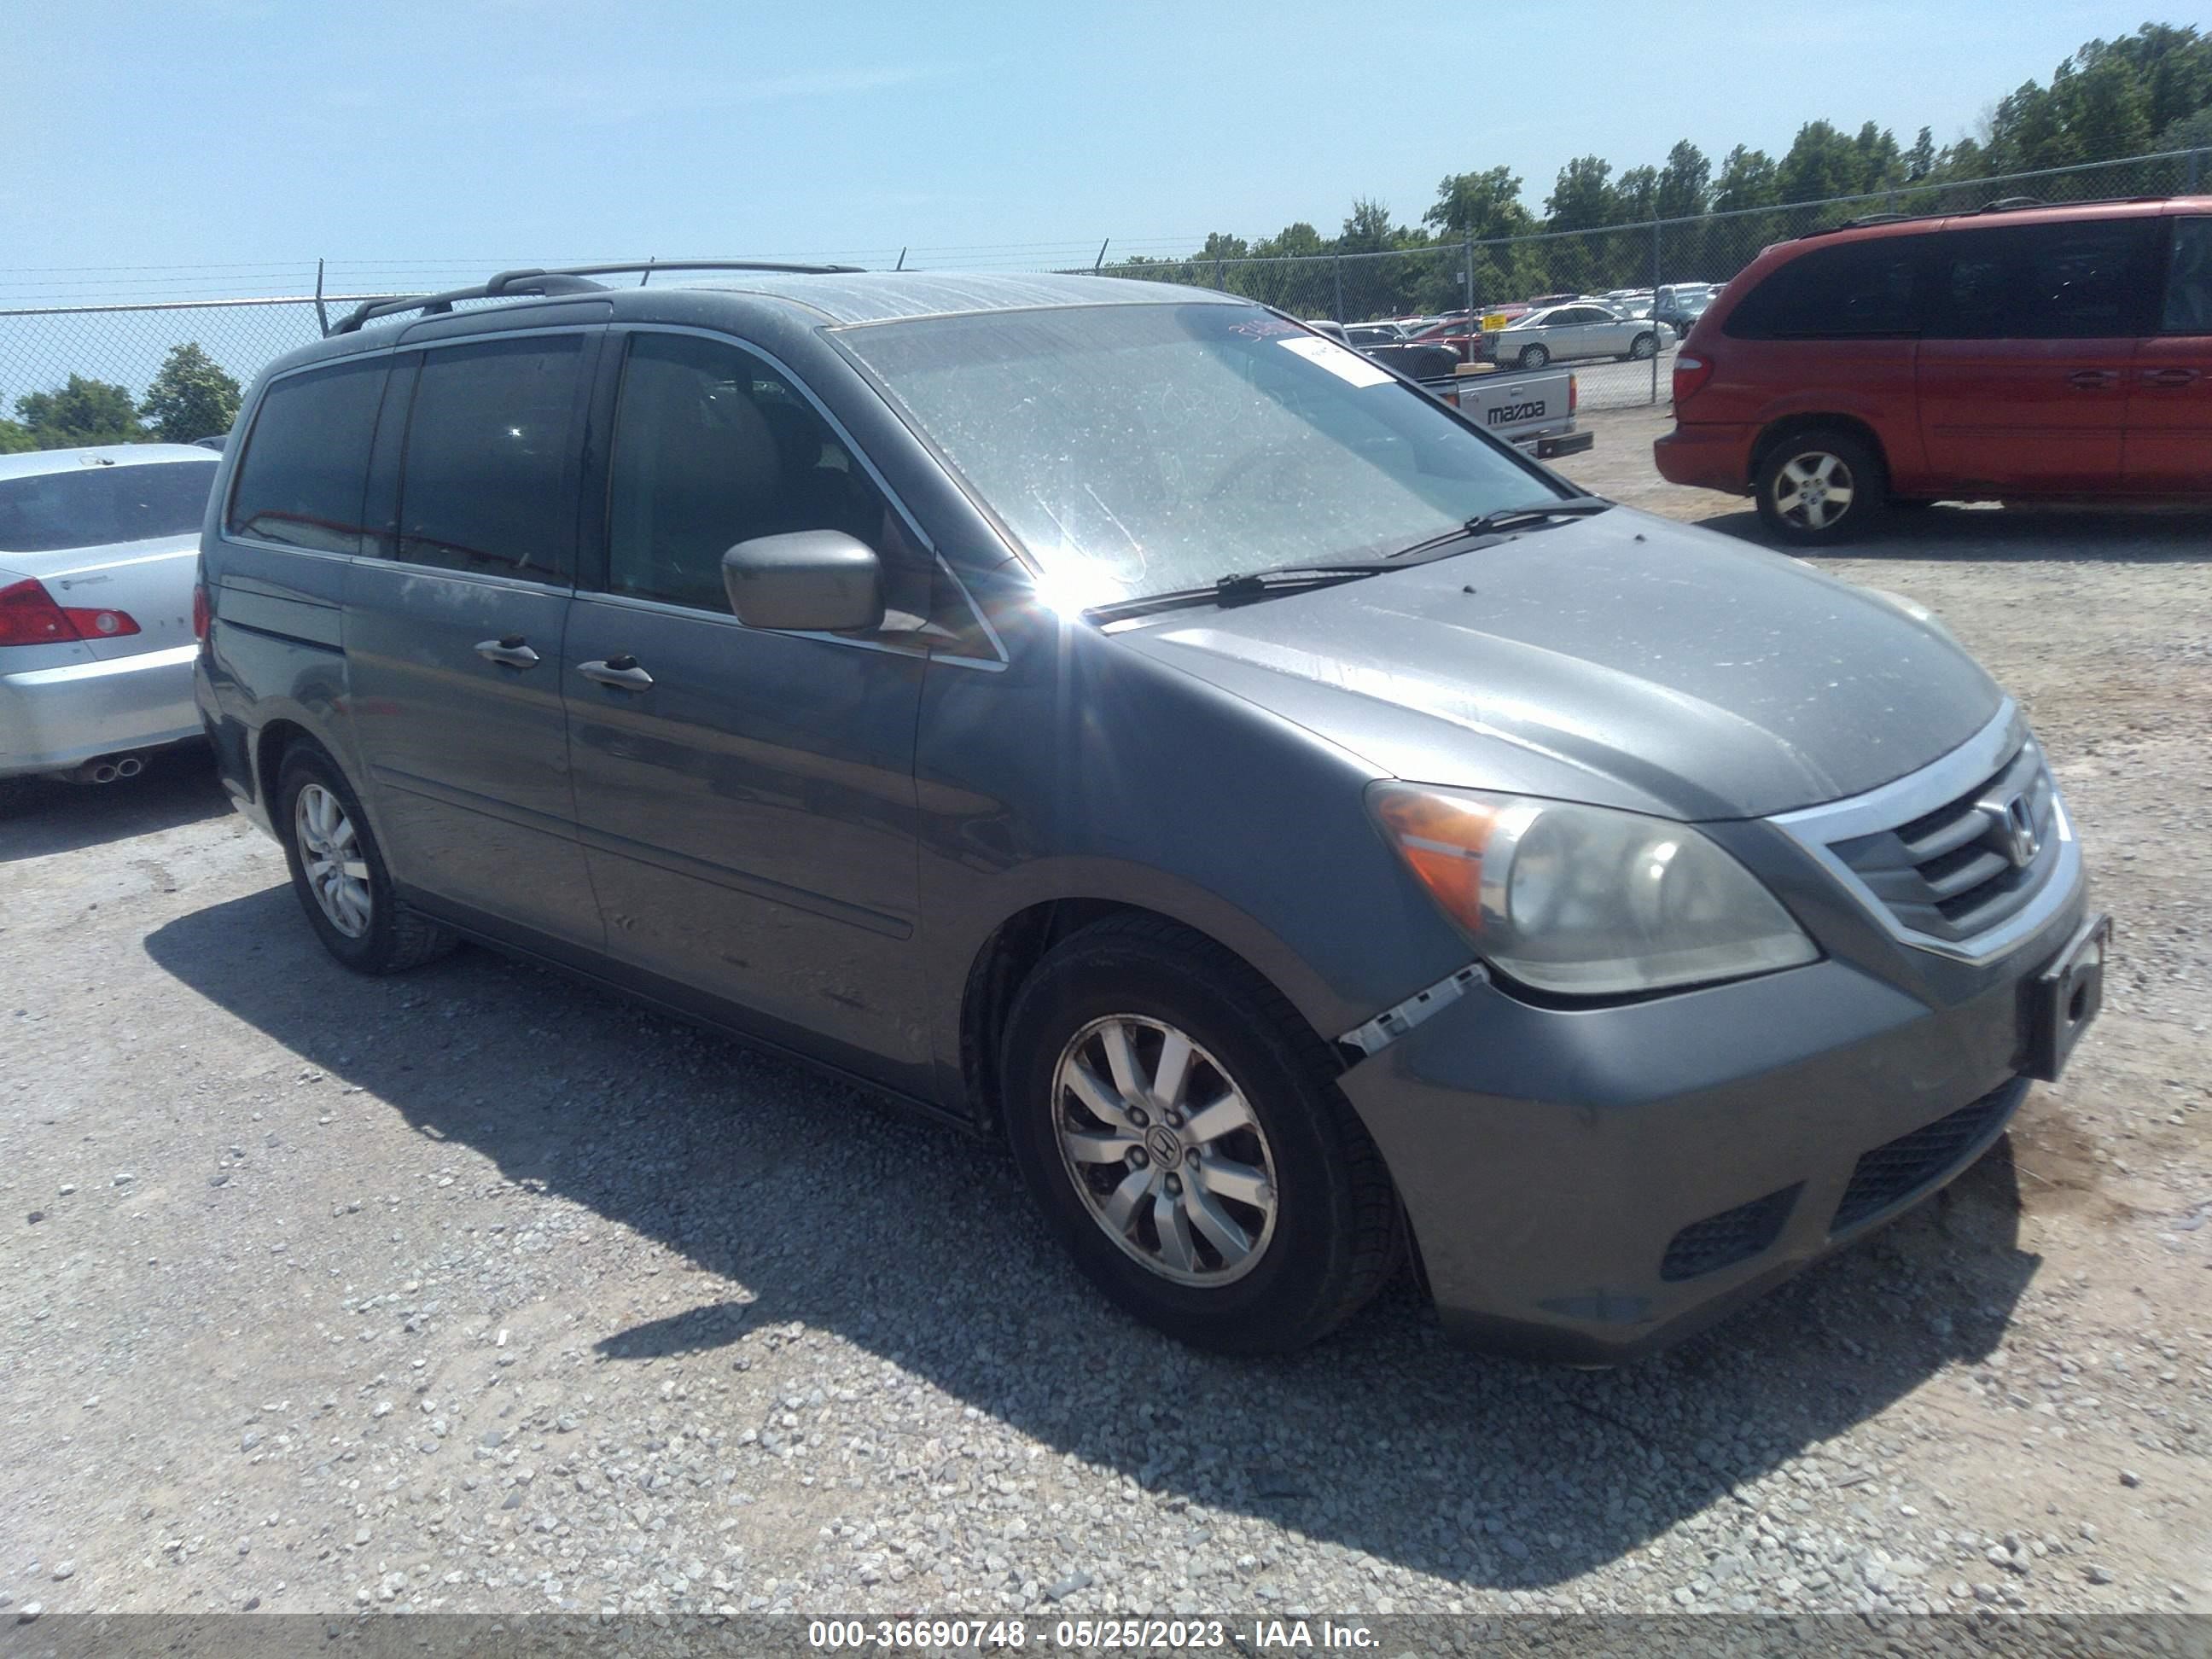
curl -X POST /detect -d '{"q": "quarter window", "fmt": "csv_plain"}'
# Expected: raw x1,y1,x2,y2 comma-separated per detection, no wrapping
2164,218,2212,334
604,332,955,642
225,358,387,553
1927,220,2159,341
1724,239,1924,340
395,336,585,579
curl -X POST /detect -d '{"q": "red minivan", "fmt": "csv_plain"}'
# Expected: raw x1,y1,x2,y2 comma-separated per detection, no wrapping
1655,197,2212,541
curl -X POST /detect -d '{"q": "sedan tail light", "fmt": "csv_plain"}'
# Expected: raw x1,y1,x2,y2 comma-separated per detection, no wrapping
1673,354,1715,404
0,578,143,648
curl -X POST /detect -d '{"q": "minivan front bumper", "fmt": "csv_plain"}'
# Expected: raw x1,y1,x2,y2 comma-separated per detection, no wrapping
1338,876,2091,1364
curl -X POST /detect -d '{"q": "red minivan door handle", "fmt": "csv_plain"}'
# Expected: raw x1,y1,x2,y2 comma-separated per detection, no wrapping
2066,368,2120,388
2141,366,2202,388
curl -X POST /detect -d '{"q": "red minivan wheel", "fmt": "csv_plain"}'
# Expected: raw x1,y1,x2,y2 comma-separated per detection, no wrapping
1754,428,1888,544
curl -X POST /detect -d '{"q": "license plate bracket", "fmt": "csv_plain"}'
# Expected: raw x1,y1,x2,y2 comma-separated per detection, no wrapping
2024,911,2110,1082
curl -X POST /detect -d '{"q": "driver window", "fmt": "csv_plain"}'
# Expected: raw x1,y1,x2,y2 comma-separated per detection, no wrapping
605,332,943,636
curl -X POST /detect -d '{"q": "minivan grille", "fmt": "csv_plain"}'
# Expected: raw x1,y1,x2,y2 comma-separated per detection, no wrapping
1826,741,2058,946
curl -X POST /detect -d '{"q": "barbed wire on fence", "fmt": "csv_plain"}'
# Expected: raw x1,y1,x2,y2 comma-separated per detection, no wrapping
3,147,2205,444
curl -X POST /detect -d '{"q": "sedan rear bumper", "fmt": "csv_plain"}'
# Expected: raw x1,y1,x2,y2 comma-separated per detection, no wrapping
1339,876,2087,1364
0,642,202,777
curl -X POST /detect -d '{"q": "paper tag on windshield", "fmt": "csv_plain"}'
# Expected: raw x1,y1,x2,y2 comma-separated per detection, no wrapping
1278,336,1393,387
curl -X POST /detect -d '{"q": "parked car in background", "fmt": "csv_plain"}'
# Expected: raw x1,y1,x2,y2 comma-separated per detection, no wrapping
1656,195,2212,541
1495,302,1674,370
1,444,218,782
197,261,2100,1365
1654,282,1717,335
1308,319,1460,380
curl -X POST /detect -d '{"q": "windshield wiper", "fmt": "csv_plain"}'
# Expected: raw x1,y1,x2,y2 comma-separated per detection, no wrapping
1084,562,1392,623
1383,494,1615,560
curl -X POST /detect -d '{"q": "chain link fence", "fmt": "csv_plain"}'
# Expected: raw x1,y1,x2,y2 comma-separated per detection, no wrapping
1093,147,2211,412
3,148,2207,448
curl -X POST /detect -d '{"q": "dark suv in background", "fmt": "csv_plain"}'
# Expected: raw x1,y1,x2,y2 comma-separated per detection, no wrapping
195,262,2104,1363
1656,197,2212,540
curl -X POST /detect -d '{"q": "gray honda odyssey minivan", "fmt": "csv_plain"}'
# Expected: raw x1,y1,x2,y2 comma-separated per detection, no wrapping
194,263,2107,1363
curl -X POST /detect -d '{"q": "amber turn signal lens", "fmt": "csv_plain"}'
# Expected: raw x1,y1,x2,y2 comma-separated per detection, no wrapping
1371,786,1498,935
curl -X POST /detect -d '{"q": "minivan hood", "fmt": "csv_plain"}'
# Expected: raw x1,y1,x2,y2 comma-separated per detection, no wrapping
1112,508,2003,820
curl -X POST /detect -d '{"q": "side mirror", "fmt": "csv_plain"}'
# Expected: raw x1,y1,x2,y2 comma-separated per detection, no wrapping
721,532,884,633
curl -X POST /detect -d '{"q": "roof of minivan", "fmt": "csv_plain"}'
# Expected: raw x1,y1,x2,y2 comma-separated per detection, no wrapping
0,443,218,481
670,270,1237,325
1794,193,2212,248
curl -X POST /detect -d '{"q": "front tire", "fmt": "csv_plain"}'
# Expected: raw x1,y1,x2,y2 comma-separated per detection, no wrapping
1000,915,1400,1353
1516,343,1550,370
277,747,457,975
1754,428,1886,544
1628,332,1658,360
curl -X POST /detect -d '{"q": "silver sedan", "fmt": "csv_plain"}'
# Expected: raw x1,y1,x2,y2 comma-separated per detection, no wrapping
0,445,218,782
1493,302,1675,370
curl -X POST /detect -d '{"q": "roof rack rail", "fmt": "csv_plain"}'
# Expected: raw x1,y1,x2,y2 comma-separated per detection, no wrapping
1979,195,2045,212
329,259,866,335
1836,212,1914,230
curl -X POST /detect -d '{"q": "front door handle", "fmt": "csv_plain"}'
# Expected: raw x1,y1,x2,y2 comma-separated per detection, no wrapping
474,636,540,668
2066,368,2120,388
579,655,654,691
2141,366,2202,387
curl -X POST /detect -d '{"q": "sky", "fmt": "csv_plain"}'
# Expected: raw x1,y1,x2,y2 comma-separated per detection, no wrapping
0,0,2193,309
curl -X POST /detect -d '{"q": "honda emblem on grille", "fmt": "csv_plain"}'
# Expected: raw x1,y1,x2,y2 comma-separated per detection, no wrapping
1978,790,2040,869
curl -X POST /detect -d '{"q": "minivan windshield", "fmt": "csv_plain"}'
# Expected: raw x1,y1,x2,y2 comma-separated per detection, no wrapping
840,302,1563,607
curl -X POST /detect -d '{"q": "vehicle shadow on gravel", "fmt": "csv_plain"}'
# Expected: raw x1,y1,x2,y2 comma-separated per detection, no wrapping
147,889,2043,1592
1701,503,2212,561
0,746,228,863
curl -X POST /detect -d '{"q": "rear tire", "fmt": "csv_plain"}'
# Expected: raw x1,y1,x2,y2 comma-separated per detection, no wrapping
1754,428,1886,544
1000,915,1400,1353
276,747,457,975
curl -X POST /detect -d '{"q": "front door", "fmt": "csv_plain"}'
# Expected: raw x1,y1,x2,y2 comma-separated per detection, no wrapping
2124,215,2212,493
1917,218,2158,494
562,328,952,1087
343,331,602,946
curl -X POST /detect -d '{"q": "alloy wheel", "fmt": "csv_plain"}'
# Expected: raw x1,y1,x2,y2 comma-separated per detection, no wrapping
1051,1015,1279,1286
1771,449,1856,532
295,783,372,938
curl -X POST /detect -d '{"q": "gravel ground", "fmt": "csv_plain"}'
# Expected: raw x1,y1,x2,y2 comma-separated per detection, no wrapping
3,411,2207,1623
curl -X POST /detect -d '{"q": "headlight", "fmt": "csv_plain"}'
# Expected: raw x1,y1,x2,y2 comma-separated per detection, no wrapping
1369,783,1819,996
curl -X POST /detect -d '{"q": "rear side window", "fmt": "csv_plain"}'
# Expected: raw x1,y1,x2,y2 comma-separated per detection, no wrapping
2165,218,2212,334
396,335,585,580
1724,238,1924,340
1927,219,2159,340
225,359,387,553
0,459,218,554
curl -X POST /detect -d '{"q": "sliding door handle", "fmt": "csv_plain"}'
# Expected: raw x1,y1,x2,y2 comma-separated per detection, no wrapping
579,655,654,691
474,637,540,668
2065,368,2119,389
2141,366,2201,387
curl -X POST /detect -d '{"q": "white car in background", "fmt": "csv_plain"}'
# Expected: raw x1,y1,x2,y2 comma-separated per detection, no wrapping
1493,301,1675,370
0,444,218,782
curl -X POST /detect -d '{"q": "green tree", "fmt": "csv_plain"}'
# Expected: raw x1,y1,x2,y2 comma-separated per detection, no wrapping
139,343,242,443
1712,145,1779,211
2053,50,2154,163
1656,140,1711,219
1988,79,2073,171
1905,126,1936,181
1545,154,1618,230
1423,166,1534,241
1852,122,1904,190
1614,165,1659,224
1337,197,1396,255
15,375,145,448
2162,105,2212,148
0,416,37,455
1778,120,1866,202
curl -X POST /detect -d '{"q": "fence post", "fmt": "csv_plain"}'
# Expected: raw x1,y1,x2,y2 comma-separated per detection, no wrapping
2190,148,2203,193
1214,257,1225,291
1332,255,1344,322
1463,236,1474,319
1650,215,1662,407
